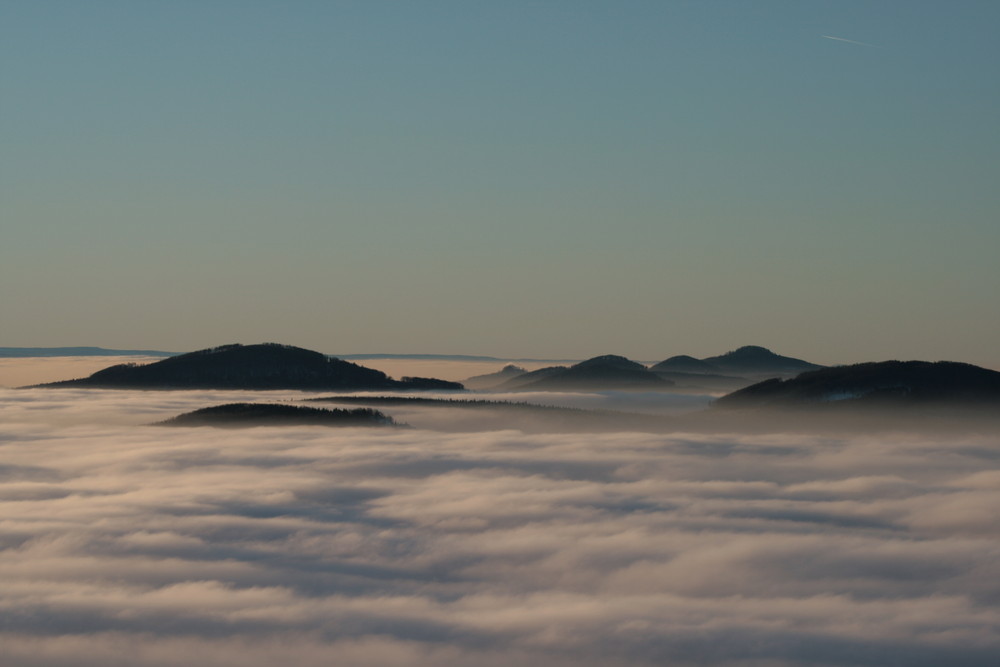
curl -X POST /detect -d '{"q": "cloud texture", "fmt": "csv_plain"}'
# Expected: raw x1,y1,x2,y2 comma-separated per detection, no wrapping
1,387,999,666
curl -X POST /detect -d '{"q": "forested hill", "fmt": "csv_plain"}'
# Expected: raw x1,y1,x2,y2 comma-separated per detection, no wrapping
714,360,1000,409
34,343,464,391
157,403,397,428
498,355,673,391
699,345,823,375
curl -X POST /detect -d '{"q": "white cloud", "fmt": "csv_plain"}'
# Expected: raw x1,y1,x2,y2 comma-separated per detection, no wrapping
1,387,999,665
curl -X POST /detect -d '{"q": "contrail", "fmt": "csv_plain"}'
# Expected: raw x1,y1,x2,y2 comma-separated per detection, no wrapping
822,35,882,49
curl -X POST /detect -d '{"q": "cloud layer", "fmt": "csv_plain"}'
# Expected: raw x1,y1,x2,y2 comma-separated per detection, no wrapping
1,387,999,666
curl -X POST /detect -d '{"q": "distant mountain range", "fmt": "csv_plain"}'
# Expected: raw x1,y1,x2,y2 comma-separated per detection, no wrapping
34,343,463,391
12,342,829,393
23,341,999,428
465,346,824,392
714,361,1000,409
29,343,994,407
1,348,580,362
0,346,175,358
334,353,580,363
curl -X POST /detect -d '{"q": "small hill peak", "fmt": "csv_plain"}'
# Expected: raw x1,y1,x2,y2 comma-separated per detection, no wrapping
702,346,822,375
575,355,646,371
650,355,720,374
34,342,463,391
725,345,774,357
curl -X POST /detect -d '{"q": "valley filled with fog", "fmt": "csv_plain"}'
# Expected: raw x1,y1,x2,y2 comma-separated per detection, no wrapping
7,0,1000,663
2,383,998,666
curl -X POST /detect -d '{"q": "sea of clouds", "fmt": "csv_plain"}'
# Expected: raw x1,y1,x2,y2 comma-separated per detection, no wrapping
2,386,999,666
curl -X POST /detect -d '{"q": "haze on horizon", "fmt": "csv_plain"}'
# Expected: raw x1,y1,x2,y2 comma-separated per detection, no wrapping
3,1,998,367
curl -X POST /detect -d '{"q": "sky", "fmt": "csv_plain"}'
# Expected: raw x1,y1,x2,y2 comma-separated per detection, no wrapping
2,386,1000,666
3,1,999,367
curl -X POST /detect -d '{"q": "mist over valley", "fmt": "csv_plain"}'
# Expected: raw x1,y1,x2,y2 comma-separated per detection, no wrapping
5,2,999,663
1,342,999,665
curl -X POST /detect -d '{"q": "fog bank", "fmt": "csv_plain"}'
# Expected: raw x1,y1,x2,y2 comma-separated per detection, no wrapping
1,387,998,666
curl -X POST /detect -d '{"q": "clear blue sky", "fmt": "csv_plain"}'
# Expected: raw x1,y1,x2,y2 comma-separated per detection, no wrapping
3,1,998,366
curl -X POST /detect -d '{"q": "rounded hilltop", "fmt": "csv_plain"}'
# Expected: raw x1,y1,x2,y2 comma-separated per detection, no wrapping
699,345,823,375
34,343,464,391
497,354,673,391
649,355,719,374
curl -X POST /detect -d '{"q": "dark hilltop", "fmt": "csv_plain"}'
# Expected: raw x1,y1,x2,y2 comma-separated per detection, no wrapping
700,345,822,376
34,343,464,391
714,360,1000,410
649,354,720,374
498,355,673,391
648,345,823,391
459,346,825,393
157,403,397,428
462,364,528,390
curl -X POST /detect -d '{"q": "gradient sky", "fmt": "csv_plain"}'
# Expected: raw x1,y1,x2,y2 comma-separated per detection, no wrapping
3,1,998,367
